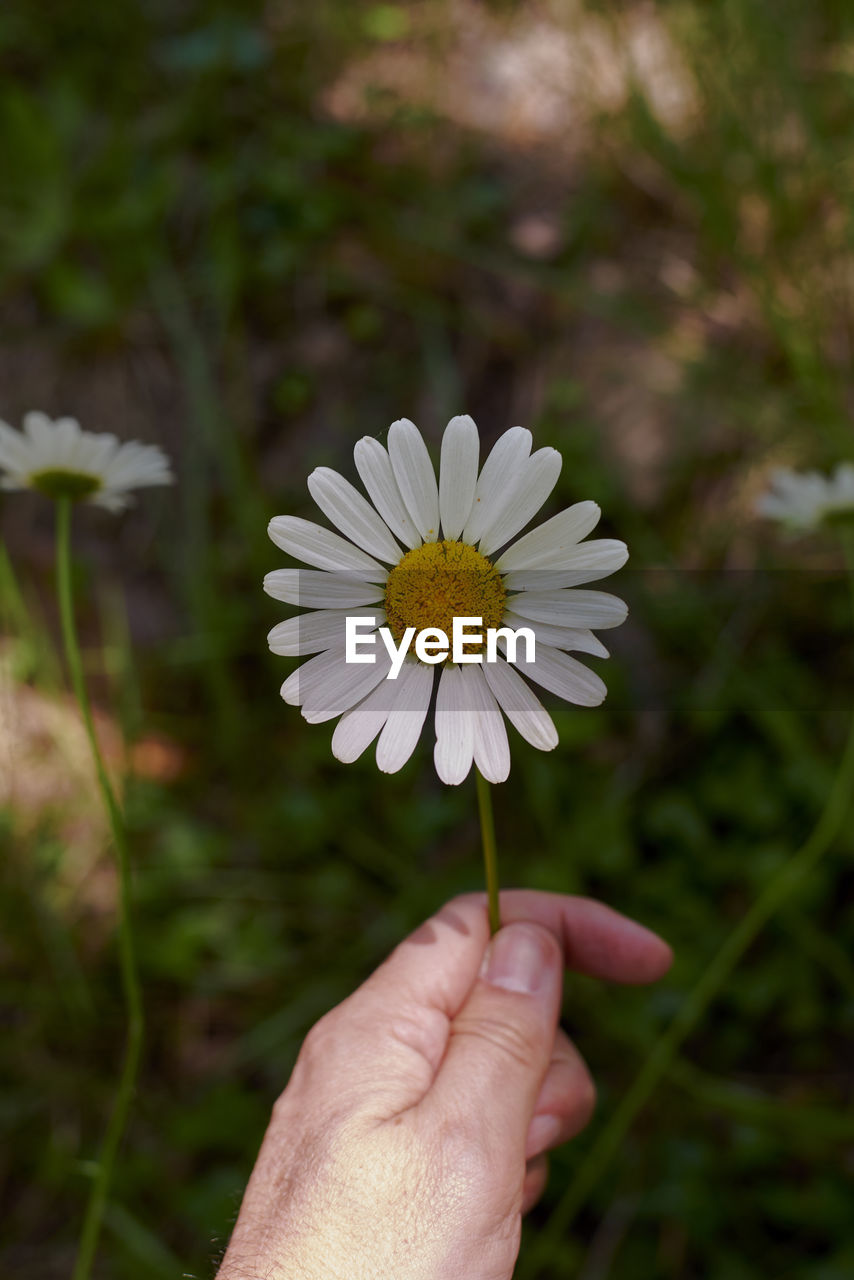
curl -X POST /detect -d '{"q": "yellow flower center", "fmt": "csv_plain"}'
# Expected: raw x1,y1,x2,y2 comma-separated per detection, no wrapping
384,540,506,655
30,469,101,501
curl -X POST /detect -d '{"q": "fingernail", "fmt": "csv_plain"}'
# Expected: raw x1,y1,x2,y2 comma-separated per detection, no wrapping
483,924,548,995
526,1114,563,1159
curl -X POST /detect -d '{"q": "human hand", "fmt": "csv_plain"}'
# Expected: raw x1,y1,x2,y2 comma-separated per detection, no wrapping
217,890,672,1280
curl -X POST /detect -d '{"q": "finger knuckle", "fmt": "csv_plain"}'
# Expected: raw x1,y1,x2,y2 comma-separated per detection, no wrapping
452,1011,540,1072
298,1009,343,1068
437,1115,493,1181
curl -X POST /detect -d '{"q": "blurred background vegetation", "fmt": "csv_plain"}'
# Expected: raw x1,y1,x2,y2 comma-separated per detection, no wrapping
2,0,854,1275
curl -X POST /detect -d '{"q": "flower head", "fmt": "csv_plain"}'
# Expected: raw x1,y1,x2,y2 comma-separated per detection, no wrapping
0,412,173,512
265,416,628,785
757,463,854,532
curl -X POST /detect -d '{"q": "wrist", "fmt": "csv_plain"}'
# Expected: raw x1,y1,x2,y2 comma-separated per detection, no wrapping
217,1248,316,1280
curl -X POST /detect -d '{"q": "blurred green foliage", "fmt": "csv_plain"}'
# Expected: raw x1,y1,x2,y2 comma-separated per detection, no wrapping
2,0,854,1277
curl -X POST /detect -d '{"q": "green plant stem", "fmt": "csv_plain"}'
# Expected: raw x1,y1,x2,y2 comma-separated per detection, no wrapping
525,537,854,1276
56,499,144,1280
476,770,500,935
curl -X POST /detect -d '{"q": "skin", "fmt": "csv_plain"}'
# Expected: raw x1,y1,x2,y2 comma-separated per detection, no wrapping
217,890,672,1280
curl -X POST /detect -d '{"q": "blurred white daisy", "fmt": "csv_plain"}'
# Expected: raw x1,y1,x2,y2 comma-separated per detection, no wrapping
757,463,854,532
0,411,173,512
265,416,628,785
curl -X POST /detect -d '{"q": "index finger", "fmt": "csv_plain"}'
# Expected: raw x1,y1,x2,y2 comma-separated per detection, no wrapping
357,889,672,1023
485,889,673,986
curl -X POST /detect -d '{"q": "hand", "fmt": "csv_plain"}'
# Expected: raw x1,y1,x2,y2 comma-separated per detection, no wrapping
217,890,672,1280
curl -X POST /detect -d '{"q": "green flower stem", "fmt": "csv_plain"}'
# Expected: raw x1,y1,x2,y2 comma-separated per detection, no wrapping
476,770,501,935
525,537,854,1276
56,498,144,1280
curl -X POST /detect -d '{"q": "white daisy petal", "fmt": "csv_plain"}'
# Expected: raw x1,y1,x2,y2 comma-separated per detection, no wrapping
93,490,133,513
267,609,383,657
331,669,404,763
460,663,511,784
23,412,57,466
0,412,172,510
757,463,854,530
483,656,558,751
104,441,172,487
52,417,82,468
756,494,793,520
433,664,475,785
263,569,384,608
834,462,854,497
281,648,344,706
507,642,607,707
495,501,601,571
501,540,629,591
772,468,809,496
439,414,480,539
282,645,391,717
463,426,532,545
354,436,421,548
506,588,628,630
97,441,172,490
376,659,434,773
302,647,393,723
268,515,387,579
307,466,402,564
477,447,562,556
388,418,440,542
0,421,32,471
77,432,120,476
502,611,610,657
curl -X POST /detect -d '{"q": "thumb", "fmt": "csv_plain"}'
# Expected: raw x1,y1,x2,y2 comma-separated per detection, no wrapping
431,922,563,1156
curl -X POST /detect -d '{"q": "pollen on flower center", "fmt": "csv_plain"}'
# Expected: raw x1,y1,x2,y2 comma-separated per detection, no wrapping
384,540,506,652
29,469,102,501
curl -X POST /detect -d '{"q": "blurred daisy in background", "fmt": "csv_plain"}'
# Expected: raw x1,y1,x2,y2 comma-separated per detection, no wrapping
0,408,174,1273
757,463,854,532
0,411,173,513
266,415,628,785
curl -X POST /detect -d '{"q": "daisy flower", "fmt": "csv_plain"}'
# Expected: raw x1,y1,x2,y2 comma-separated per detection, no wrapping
757,463,854,532
265,416,628,785
0,411,173,512
0,409,174,1267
